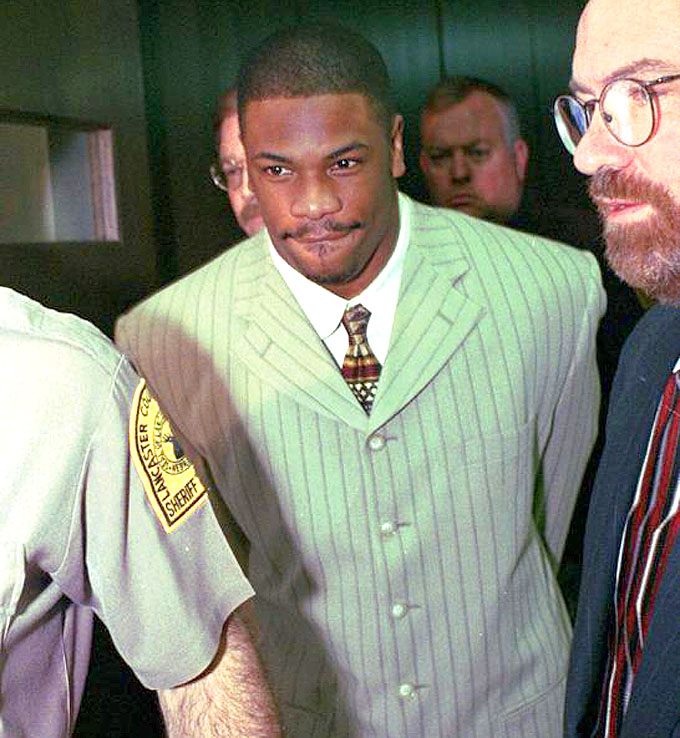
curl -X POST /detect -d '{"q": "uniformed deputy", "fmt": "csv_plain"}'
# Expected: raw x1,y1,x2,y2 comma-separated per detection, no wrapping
0,287,280,737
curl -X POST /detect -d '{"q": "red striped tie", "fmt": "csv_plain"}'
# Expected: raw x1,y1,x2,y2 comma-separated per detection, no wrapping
596,371,680,737
341,304,381,414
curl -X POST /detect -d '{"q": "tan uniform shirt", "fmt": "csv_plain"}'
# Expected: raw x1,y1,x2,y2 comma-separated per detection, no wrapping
0,288,253,737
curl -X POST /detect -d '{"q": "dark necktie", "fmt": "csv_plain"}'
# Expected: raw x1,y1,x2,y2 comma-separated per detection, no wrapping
596,371,680,737
341,304,381,414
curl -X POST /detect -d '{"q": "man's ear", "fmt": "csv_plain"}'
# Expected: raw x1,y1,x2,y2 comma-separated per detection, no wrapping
390,115,406,178
514,138,529,183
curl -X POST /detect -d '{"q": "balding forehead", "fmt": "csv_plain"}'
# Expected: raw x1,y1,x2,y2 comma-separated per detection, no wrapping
578,0,680,44
573,0,680,88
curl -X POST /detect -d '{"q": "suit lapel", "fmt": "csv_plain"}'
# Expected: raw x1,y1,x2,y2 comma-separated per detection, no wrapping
568,368,658,733
571,306,680,738
369,244,483,430
231,204,484,433
620,308,680,737
232,238,368,430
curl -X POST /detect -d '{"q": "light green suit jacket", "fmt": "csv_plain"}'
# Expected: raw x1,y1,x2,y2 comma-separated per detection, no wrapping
116,196,605,738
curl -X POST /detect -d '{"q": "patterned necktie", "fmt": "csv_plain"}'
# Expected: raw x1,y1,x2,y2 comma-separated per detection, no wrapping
596,371,680,738
341,304,381,414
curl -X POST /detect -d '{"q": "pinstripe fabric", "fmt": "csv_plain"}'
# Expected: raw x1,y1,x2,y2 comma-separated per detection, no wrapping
116,196,605,738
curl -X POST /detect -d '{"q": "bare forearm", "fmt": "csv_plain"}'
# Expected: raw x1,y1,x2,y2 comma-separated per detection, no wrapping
158,607,281,738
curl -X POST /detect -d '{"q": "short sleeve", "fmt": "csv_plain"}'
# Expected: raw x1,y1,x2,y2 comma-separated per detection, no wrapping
54,356,254,689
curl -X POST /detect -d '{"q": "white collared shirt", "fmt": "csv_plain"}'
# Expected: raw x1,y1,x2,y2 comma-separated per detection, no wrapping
268,191,411,366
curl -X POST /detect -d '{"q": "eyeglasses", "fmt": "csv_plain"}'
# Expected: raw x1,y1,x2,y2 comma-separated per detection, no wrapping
553,73,680,155
209,160,245,192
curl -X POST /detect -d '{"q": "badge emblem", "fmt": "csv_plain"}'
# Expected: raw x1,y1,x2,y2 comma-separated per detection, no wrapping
129,379,207,532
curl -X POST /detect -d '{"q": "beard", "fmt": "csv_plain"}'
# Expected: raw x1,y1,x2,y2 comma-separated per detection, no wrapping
589,169,680,304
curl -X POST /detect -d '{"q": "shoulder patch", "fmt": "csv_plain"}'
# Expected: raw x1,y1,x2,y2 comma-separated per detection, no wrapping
129,379,207,532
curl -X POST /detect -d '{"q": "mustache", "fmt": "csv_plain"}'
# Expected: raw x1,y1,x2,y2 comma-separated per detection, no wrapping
281,220,362,240
589,168,672,209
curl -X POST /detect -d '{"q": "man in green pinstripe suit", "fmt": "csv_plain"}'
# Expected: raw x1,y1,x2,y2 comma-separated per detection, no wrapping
116,23,605,738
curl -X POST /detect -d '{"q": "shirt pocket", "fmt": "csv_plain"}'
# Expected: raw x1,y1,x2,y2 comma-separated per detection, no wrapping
0,542,25,650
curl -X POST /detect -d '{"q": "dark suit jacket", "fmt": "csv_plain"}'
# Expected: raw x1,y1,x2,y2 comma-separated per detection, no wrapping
565,304,680,738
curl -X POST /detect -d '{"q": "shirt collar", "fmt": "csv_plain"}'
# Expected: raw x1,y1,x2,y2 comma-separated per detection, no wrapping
268,191,411,339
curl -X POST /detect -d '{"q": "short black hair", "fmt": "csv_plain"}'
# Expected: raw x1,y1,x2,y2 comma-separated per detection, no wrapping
237,23,396,134
422,75,522,143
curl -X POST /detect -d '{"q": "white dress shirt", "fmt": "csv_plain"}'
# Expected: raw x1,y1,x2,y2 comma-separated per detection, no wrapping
268,191,411,366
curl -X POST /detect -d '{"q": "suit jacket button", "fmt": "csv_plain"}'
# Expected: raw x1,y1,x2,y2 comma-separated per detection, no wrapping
368,434,385,451
391,602,408,619
379,521,397,537
398,682,417,699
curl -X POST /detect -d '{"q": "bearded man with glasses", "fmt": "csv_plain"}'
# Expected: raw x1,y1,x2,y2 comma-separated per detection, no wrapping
559,1,680,737
556,71,680,306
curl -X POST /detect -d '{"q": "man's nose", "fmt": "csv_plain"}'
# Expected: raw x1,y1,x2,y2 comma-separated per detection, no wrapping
573,109,634,176
290,174,342,219
450,151,471,182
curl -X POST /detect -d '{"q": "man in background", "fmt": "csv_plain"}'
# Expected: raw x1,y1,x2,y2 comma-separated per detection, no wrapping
556,0,680,735
210,86,264,237
117,23,604,738
419,76,529,225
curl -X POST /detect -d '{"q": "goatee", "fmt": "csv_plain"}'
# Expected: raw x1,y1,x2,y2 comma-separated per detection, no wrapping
589,169,680,304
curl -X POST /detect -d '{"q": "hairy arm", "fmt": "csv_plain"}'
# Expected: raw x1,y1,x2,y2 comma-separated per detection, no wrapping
157,605,281,738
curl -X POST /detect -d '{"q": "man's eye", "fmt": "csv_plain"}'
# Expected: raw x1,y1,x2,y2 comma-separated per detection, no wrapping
467,147,490,161
427,151,451,165
331,158,359,172
627,85,650,105
263,164,290,177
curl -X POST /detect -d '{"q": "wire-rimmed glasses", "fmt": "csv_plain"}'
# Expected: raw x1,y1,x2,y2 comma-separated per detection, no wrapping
209,160,245,192
554,73,680,155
